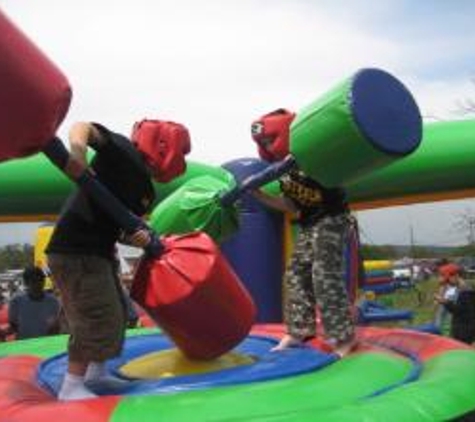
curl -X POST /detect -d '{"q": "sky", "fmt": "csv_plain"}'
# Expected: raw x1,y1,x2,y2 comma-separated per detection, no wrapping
1,0,475,247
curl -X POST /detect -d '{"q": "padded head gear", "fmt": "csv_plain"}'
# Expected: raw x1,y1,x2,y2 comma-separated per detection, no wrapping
251,108,295,162
131,119,191,182
438,263,461,283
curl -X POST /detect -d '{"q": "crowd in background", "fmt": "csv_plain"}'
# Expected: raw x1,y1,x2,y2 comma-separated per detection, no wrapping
0,255,142,343
0,255,474,347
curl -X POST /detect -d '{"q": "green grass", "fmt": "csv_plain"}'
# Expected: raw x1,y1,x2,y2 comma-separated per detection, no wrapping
365,277,443,328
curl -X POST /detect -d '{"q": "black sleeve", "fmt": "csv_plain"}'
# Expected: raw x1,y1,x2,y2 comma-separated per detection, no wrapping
444,291,470,317
91,123,127,152
90,123,133,165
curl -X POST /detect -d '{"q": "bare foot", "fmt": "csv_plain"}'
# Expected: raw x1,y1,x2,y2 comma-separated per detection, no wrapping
270,335,303,352
334,339,357,358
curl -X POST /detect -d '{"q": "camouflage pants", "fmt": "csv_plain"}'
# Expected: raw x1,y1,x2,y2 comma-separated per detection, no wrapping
284,213,355,344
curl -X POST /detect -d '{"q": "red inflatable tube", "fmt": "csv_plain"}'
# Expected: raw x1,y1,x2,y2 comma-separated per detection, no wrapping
364,276,393,285
0,305,7,326
131,232,257,360
0,9,71,162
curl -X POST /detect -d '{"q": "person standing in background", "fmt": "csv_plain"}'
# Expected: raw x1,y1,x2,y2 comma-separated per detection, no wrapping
433,259,461,332
4,265,60,340
434,266,475,345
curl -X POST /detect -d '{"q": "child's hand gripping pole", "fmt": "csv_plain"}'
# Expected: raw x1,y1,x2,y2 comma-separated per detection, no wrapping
220,155,296,207
43,137,163,257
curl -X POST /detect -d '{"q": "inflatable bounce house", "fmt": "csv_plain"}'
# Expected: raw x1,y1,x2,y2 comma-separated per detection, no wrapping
363,260,414,293
1,7,475,422
363,260,399,294
357,260,415,324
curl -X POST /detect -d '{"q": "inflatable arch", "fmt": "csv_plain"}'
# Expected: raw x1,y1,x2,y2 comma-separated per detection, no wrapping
2,118,475,221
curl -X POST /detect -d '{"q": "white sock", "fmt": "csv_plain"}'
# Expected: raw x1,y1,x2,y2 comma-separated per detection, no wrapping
85,362,106,382
58,372,97,401
85,361,128,387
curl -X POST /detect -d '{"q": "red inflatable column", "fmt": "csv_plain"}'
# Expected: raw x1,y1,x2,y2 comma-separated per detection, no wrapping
131,232,257,360
0,9,71,162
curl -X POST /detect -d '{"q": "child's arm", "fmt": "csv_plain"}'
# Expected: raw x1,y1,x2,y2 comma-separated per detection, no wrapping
251,189,298,214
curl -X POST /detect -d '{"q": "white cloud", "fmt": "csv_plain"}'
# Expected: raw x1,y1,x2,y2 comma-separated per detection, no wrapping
415,79,475,120
2,0,427,164
357,198,475,247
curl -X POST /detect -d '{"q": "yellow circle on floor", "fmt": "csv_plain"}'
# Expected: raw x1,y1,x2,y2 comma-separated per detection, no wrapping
119,348,255,379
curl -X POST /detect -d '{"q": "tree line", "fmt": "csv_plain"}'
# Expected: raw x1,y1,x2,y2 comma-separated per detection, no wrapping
361,243,475,260
0,244,34,272
1,242,475,272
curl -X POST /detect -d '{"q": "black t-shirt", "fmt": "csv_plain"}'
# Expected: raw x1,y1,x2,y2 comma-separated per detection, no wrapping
46,124,156,259
280,169,348,225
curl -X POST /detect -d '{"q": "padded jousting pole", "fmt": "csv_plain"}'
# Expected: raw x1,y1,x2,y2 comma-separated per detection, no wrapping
153,68,423,242
289,67,422,187
0,7,256,360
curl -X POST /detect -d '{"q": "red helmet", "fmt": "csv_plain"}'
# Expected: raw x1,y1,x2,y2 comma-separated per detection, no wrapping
251,108,295,162
131,119,191,182
438,263,461,283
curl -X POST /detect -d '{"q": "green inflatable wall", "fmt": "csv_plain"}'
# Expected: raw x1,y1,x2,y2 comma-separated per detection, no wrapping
0,119,474,221
0,156,232,221
347,119,475,207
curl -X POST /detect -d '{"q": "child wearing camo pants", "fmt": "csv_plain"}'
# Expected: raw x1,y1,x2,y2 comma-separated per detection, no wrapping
250,109,357,357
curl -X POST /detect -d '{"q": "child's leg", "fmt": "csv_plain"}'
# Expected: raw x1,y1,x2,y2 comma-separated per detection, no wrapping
276,227,316,350
313,215,355,352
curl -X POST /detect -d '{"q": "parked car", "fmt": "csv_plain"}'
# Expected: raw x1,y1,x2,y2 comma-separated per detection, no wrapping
456,256,475,276
392,266,411,281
